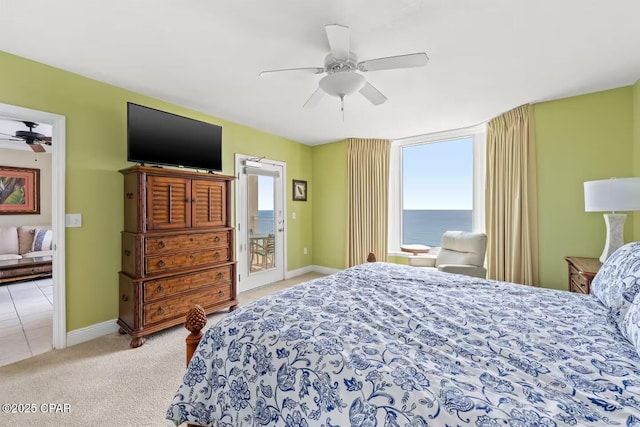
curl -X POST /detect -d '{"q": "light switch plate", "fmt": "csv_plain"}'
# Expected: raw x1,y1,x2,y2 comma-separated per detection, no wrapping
65,213,82,228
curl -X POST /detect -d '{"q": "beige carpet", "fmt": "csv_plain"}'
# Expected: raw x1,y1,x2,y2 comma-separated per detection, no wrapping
0,273,324,427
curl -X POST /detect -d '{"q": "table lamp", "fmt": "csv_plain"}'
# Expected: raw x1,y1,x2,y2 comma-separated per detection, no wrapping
584,177,640,262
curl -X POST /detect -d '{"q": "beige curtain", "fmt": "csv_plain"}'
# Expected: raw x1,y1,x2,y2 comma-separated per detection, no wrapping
486,104,538,286
347,138,391,266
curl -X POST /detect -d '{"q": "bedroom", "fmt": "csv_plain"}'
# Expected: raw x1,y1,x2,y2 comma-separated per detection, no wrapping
1,0,640,425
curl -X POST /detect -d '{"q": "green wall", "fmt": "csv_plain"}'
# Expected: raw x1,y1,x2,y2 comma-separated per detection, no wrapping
633,79,640,241
535,87,634,289
311,141,347,269
0,51,312,332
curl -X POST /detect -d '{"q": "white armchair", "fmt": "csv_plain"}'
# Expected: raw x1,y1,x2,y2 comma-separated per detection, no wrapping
408,231,487,278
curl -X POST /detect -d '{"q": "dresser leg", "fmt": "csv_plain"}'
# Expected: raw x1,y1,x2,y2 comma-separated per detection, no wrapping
130,337,146,348
229,304,238,312
118,327,127,335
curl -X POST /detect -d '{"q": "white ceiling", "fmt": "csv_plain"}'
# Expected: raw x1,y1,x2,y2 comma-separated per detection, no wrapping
1,1,639,145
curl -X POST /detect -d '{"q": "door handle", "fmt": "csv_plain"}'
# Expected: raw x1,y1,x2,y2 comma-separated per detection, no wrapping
278,228,284,232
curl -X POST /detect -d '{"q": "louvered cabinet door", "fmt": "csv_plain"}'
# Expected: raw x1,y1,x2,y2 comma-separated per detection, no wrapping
146,176,191,230
191,179,226,227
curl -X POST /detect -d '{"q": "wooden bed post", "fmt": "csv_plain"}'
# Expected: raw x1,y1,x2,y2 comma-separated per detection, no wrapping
367,252,377,262
185,305,207,366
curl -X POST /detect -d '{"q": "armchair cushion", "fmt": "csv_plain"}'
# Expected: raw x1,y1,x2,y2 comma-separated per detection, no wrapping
435,231,487,268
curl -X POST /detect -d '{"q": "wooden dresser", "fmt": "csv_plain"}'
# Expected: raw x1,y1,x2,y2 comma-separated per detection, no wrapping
564,256,601,295
118,166,237,347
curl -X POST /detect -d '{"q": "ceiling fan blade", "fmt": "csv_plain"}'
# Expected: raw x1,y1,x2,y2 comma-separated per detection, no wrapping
30,143,46,153
0,132,17,138
359,82,387,106
39,136,52,143
325,24,350,61
259,67,324,77
358,52,429,72
303,88,325,109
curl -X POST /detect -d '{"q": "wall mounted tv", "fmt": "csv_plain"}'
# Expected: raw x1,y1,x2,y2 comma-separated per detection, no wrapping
127,102,223,171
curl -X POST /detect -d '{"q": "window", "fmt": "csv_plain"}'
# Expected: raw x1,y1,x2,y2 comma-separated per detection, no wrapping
389,124,486,253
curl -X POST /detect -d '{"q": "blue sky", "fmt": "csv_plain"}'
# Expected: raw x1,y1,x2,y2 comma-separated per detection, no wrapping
403,137,473,210
258,175,274,210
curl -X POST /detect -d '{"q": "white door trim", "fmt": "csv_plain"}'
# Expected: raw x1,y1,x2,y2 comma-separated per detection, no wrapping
0,102,67,349
234,153,287,291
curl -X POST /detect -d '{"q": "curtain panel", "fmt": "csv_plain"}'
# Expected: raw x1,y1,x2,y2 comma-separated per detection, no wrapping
346,138,391,267
486,104,539,286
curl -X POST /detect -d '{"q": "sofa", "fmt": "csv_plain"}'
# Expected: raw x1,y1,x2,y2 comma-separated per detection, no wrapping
0,225,53,282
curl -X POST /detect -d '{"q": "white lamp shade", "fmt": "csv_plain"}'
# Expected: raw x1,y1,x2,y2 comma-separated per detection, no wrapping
584,177,640,212
319,72,366,97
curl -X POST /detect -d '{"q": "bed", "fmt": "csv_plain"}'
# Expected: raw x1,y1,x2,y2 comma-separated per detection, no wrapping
167,246,640,426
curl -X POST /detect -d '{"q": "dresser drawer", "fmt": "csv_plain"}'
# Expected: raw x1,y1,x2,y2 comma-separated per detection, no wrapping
145,231,229,255
144,283,233,325
143,265,232,302
145,247,229,274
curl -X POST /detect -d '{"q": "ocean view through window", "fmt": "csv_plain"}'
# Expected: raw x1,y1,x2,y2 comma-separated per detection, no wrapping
402,137,473,247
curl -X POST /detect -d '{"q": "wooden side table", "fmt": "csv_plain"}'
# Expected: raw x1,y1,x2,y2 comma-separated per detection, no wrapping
564,256,601,294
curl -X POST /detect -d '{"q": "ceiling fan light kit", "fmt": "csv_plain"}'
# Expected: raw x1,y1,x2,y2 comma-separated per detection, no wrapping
319,72,366,97
259,24,429,112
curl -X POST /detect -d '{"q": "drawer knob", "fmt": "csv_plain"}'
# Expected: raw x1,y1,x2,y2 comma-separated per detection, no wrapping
189,254,195,260
157,306,165,315
123,249,131,256
158,260,166,268
218,290,224,297
216,272,224,280
214,252,221,259
156,284,165,293
158,241,166,249
121,294,129,302
214,236,221,243
126,192,133,199
189,237,194,242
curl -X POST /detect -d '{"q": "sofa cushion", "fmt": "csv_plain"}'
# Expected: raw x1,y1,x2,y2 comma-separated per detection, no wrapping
0,227,19,255
0,253,22,261
31,228,53,252
22,250,53,258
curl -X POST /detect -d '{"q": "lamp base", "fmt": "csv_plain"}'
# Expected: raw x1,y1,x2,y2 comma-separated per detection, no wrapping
600,213,626,263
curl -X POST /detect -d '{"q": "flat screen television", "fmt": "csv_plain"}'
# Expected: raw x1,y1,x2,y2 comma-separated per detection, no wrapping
127,102,223,171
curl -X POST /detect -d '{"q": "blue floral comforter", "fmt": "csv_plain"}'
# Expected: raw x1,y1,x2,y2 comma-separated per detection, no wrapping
167,262,640,426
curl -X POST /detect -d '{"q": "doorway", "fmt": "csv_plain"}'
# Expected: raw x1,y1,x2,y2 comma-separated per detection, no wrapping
0,103,66,363
235,154,286,292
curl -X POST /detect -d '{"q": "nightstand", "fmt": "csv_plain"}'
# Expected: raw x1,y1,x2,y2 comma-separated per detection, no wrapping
564,256,601,294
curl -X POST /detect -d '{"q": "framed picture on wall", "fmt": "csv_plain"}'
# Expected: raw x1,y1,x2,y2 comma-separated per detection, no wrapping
292,179,307,201
0,166,40,215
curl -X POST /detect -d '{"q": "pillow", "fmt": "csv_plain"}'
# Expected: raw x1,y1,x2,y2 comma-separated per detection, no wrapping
591,241,640,332
31,228,53,252
623,293,640,352
17,225,37,254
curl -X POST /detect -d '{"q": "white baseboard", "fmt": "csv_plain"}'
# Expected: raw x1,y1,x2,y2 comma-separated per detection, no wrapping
66,318,119,347
311,265,341,275
285,265,316,279
286,265,341,278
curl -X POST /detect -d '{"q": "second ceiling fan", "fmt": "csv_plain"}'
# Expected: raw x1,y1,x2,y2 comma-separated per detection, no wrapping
259,24,429,110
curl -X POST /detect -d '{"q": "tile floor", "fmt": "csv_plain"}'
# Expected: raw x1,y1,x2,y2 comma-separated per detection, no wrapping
0,278,53,367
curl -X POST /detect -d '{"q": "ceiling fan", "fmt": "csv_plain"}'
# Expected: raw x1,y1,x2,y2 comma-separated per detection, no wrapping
259,24,429,111
0,121,51,152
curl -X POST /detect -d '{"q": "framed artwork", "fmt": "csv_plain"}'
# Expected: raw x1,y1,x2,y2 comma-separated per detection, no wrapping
292,179,307,201
0,166,40,214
